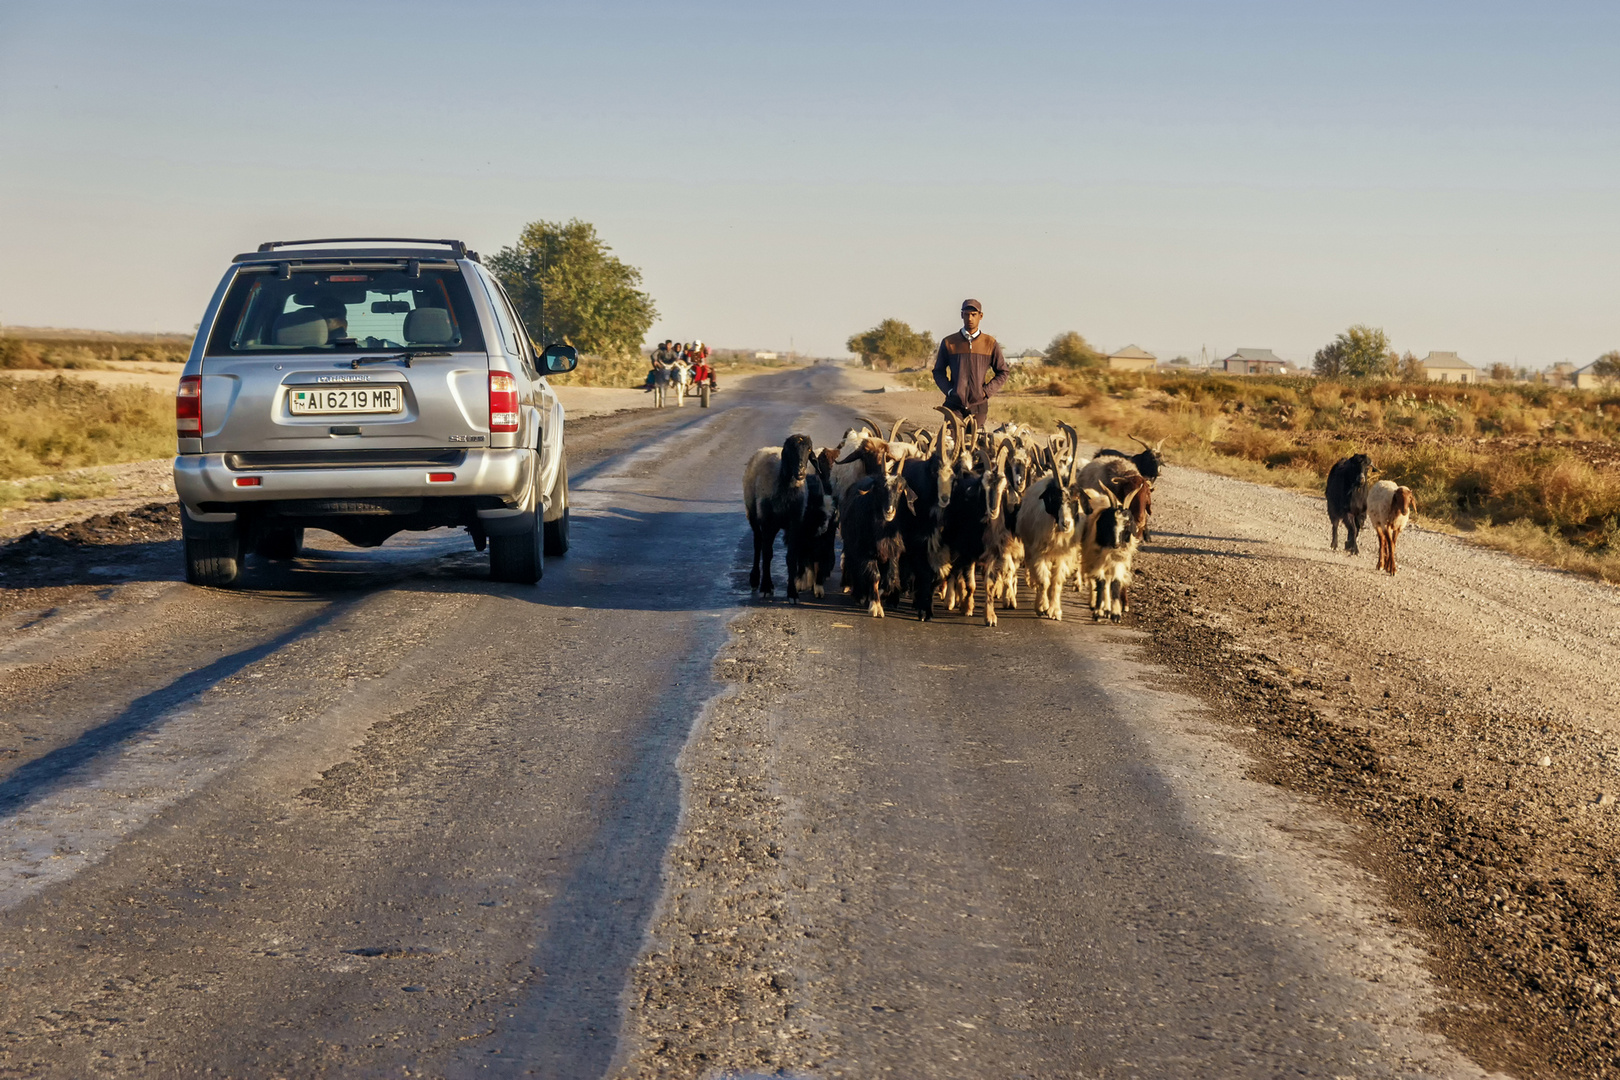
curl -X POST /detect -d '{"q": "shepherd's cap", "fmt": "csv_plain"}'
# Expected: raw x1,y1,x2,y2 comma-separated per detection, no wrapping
961,298,983,313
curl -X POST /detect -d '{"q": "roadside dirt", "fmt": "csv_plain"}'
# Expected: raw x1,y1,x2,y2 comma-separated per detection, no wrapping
1125,467,1620,1079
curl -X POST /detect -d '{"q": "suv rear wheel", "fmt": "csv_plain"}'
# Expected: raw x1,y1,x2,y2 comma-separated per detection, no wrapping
182,506,244,587
490,466,543,584
543,453,569,557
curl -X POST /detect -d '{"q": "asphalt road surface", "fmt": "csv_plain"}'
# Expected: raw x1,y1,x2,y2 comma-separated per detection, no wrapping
0,366,1505,1078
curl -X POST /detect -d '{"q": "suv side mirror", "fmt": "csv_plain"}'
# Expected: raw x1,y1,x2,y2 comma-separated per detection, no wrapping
541,343,579,374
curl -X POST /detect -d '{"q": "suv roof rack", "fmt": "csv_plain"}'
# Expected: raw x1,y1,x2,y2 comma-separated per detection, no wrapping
256,237,471,258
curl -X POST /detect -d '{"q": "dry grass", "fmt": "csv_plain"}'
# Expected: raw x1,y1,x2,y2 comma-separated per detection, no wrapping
0,376,174,482
0,331,189,370
990,367,1620,584
0,473,116,510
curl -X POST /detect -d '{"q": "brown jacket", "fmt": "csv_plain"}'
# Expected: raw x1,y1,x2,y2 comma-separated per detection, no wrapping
932,331,1009,416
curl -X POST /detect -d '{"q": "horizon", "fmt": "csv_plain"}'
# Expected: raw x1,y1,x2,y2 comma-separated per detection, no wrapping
2,1,1616,368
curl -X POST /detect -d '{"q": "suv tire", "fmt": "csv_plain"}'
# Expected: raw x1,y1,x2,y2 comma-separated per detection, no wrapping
490,466,543,584
182,506,244,587
256,525,304,561
543,453,570,557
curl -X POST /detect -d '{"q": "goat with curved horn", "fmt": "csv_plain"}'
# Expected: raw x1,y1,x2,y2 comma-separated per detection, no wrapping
1059,422,1082,487
854,416,887,438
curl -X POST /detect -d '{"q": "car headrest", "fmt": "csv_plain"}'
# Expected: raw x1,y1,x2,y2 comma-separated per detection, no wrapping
272,309,328,347
403,307,454,345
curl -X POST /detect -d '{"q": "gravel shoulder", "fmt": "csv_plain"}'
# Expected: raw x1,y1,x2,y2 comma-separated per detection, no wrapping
1130,463,1620,1078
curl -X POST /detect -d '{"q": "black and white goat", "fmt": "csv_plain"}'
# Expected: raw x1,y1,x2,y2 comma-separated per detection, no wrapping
976,443,1024,625
1016,422,1082,621
1094,434,1166,481
1079,483,1144,622
742,433,816,601
1076,455,1154,540
830,416,922,505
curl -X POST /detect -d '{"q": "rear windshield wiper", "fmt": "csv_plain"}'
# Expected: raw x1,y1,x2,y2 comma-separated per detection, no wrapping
351,350,451,369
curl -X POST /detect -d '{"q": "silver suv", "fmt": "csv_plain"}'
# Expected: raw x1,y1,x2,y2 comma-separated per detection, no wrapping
173,238,577,587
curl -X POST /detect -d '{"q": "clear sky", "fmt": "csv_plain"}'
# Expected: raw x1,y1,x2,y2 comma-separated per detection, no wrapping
1,0,1616,366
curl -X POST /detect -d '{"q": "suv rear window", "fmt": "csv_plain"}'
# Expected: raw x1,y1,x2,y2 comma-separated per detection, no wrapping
206,265,486,354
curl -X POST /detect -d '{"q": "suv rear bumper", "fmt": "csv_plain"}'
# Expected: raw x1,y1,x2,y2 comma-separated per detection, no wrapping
174,448,537,530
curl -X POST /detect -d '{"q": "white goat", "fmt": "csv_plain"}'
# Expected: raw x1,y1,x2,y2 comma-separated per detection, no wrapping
1366,480,1417,575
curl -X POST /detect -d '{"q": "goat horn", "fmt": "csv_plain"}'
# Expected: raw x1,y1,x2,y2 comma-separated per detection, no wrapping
854,415,885,438
1129,433,1149,450
1154,437,1166,453
1059,422,1081,486
889,417,908,443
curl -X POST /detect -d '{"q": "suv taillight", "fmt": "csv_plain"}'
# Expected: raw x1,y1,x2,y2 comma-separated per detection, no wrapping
489,372,518,433
177,375,202,436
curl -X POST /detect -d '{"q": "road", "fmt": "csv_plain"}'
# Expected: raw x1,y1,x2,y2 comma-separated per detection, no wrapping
0,366,1509,1078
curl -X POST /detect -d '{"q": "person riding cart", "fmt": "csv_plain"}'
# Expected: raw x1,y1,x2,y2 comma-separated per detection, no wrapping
689,341,716,389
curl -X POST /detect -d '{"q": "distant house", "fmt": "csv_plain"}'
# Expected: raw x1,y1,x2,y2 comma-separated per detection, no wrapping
1217,348,1290,376
754,351,778,361
1007,349,1045,366
1106,344,1157,372
1573,358,1618,390
1421,351,1477,384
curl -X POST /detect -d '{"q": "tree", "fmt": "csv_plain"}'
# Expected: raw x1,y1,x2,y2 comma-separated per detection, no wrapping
846,319,936,370
1488,362,1516,382
1593,350,1620,382
1397,351,1426,382
1312,340,1344,378
1045,330,1102,368
488,218,657,358
1314,324,1392,379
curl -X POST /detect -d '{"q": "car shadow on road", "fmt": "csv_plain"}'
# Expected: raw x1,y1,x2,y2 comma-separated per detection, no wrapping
0,600,353,818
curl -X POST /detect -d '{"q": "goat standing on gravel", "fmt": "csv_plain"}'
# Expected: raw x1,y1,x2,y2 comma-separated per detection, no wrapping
1325,453,1376,556
743,434,816,601
1367,480,1416,575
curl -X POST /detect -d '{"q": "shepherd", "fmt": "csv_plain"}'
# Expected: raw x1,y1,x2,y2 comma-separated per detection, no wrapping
932,298,1010,427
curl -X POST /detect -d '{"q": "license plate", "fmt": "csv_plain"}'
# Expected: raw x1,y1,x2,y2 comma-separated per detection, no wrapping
288,387,403,415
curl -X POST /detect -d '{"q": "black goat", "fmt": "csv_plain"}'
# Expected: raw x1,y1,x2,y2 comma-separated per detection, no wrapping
1325,453,1375,556
792,453,839,598
1094,434,1166,480
743,433,815,600
839,473,914,618
896,411,958,621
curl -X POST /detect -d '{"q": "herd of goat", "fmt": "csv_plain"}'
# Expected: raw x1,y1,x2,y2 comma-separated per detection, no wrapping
742,409,1421,625
742,408,1164,623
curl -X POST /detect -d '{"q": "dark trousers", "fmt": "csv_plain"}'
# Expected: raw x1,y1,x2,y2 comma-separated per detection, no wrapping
942,398,989,426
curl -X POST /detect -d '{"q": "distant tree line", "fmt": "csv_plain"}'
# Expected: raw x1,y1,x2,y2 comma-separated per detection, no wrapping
845,321,1106,370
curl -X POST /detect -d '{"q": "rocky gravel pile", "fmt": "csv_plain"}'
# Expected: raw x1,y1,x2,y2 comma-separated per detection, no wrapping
0,502,179,600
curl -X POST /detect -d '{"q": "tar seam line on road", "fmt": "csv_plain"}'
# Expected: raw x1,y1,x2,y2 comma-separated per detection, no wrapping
0,598,352,819
445,404,756,1079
